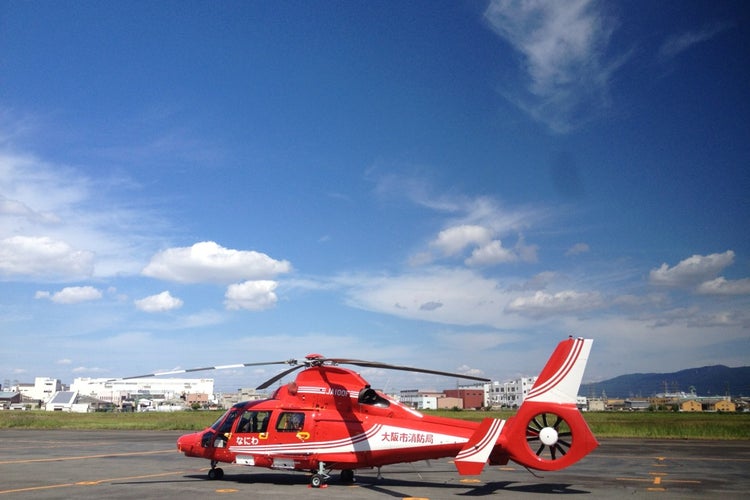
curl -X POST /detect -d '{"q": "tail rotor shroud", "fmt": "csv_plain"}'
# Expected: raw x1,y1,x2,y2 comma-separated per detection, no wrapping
525,412,573,461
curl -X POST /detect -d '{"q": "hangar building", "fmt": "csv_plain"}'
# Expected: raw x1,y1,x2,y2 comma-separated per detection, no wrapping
71,377,214,406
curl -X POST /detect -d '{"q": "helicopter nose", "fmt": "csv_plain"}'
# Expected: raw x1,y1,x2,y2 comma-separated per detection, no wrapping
177,431,204,457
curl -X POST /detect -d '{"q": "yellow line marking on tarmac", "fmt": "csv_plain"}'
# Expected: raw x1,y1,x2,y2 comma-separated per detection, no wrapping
0,441,119,452
0,449,174,465
616,477,701,485
596,454,750,463
0,469,194,495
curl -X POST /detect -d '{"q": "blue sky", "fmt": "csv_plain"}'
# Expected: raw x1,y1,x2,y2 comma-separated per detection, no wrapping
1,1,748,393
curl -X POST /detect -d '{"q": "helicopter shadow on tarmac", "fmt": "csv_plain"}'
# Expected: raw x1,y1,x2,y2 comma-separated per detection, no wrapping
166,471,590,496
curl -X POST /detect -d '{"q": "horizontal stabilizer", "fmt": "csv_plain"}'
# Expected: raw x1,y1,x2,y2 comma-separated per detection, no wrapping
455,418,505,475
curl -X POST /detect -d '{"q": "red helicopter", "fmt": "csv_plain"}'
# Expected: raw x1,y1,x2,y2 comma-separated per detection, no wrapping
166,337,597,487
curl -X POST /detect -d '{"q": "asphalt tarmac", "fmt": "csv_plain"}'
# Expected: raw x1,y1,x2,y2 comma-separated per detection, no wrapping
0,429,748,499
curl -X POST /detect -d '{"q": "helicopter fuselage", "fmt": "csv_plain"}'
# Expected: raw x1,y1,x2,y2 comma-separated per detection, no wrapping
177,366,484,472
176,338,598,487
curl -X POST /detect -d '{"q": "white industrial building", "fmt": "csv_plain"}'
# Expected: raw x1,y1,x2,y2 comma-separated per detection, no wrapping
71,377,215,406
399,389,444,410
15,377,62,402
486,376,538,408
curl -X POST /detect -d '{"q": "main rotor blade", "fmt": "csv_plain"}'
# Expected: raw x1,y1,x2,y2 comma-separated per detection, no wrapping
256,364,304,390
327,358,490,382
115,360,297,381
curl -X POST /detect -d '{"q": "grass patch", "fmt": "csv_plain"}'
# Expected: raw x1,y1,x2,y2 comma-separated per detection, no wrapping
582,411,750,440
1,409,748,439
423,410,750,440
0,410,224,431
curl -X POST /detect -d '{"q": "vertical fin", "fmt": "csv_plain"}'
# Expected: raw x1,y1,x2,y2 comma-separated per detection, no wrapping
525,337,592,404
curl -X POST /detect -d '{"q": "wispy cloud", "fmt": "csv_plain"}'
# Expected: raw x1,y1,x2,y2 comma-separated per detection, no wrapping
0,147,169,280
566,242,590,256
659,22,729,60
505,289,603,318
484,0,624,132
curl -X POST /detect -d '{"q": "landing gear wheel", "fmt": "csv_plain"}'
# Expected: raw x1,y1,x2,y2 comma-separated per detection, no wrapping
310,474,324,488
340,469,355,483
208,467,224,480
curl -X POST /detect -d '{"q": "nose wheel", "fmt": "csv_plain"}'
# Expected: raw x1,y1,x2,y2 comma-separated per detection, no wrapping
309,462,330,488
208,460,224,480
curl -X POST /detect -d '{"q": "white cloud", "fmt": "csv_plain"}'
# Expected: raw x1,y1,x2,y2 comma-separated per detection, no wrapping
466,240,517,266
505,290,602,317
659,23,728,59
134,291,184,312
142,241,292,284
423,217,538,267
35,285,103,304
649,250,735,287
696,277,750,296
431,225,492,256
224,280,279,311
0,235,94,280
484,0,622,132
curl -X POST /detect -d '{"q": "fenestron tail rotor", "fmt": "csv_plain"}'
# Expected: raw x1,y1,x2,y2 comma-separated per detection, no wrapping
525,412,573,461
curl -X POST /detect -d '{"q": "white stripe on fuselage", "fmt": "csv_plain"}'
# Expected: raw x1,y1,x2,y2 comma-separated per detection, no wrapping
229,423,467,456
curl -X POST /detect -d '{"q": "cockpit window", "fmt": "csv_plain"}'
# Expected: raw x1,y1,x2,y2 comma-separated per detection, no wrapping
358,385,390,408
276,412,305,432
236,410,271,433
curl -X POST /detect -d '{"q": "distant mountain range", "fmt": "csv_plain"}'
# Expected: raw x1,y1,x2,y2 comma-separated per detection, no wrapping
580,365,750,399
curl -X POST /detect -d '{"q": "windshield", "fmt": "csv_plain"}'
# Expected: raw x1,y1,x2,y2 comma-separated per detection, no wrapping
210,409,239,433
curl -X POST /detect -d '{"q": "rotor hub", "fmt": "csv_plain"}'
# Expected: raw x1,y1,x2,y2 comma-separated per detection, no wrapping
539,427,559,446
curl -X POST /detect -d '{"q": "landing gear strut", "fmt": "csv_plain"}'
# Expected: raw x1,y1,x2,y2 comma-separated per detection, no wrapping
208,460,224,480
310,462,330,488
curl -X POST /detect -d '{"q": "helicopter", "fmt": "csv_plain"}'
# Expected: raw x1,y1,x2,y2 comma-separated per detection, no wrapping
154,337,596,488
